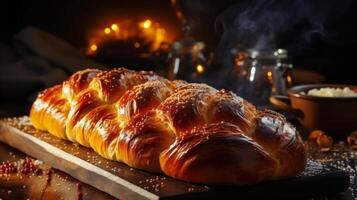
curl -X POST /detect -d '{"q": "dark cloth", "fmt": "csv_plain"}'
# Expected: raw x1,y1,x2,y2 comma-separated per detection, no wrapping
0,27,105,101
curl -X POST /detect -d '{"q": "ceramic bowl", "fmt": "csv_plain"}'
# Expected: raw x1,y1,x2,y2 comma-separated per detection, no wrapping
270,84,357,138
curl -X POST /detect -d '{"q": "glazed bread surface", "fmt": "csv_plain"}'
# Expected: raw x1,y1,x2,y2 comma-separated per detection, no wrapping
30,68,306,186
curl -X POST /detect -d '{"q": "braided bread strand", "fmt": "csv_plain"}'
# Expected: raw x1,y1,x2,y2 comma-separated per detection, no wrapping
30,68,306,186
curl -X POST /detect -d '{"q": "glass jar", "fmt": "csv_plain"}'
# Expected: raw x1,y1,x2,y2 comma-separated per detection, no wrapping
232,48,293,106
167,37,208,82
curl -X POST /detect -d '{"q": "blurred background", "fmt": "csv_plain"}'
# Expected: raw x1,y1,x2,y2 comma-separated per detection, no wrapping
0,0,356,115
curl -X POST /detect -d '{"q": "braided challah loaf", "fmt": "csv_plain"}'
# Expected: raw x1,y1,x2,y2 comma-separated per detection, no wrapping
30,68,306,186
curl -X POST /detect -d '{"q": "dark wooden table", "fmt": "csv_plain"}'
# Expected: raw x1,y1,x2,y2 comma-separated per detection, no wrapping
0,141,116,200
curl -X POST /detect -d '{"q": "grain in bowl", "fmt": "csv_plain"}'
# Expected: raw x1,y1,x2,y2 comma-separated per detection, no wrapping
301,87,357,97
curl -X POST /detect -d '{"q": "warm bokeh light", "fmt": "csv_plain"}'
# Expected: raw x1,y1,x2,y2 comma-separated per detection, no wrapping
111,24,119,31
86,18,175,56
267,71,273,82
287,75,292,84
134,42,141,48
143,20,152,29
196,64,204,74
90,44,98,51
104,27,111,34
235,52,247,68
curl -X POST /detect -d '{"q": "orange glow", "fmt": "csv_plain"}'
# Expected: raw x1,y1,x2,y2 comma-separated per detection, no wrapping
267,71,273,82
104,27,111,34
111,24,119,31
90,44,98,51
235,52,247,67
143,20,152,29
86,18,175,56
153,28,166,50
134,42,140,48
287,75,292,84
196,64,204,74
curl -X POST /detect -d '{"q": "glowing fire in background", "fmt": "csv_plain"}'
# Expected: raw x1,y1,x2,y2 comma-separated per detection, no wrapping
196,64,204,74
142,20,152,29
86,19,172,56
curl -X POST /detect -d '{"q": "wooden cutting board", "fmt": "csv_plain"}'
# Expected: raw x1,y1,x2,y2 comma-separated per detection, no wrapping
0,117,350,200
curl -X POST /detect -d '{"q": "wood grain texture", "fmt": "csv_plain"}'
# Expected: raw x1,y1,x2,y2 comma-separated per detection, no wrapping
0,142,116,200
0,122,157,200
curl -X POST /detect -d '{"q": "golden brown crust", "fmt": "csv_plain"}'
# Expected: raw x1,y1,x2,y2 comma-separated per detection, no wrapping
30,67,307,186
62,69,101,101
157,83,217,133
206,89,257,133
118,111,175,172
65,89,103,142
251,110,306,178
30,85,69,139
159,122,277,185
117,80,173,121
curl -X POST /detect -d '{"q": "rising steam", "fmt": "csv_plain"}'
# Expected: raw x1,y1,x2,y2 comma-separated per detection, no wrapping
214,0,354,64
